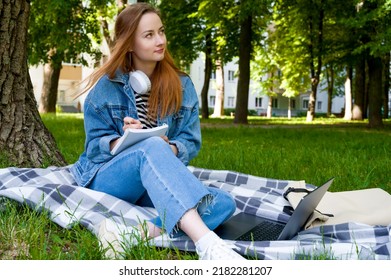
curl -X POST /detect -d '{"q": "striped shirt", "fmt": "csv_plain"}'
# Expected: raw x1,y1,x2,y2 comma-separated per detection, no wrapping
134,91,157,129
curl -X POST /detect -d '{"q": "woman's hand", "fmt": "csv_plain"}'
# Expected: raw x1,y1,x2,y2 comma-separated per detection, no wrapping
161,136,178,156
119,117,178,155
123,117,143,131
110,117,143,152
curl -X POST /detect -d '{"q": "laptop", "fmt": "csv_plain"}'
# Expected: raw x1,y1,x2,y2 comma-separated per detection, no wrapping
215,178,334,241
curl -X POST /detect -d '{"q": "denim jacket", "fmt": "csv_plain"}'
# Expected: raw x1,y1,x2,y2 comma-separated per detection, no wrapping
70,70,201,187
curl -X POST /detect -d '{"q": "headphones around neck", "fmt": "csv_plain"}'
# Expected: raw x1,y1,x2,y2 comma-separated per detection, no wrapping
129,70,151,94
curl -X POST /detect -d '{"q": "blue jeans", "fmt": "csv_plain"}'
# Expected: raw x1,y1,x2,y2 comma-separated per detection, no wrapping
89,137,236,237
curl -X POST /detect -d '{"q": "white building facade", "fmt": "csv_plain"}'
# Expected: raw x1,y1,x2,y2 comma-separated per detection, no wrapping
190,55,345,117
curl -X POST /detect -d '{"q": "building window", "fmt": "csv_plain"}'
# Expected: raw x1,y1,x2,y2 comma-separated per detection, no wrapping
290,99,296,109
227,96,235,107
302,99,309,109
255,97,262,107
272,98,278,108
210,72,216,80
228,70,235,81
58,90,66,103
317,101,322,110
209,96,215,107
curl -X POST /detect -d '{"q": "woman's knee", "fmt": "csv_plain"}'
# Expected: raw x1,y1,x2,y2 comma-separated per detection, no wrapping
140,136,168,151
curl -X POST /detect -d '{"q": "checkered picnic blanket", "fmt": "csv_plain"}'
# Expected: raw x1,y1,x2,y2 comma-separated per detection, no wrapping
0,165,390,260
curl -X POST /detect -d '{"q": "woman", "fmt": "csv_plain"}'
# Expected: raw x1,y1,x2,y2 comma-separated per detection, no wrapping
70,3,244,260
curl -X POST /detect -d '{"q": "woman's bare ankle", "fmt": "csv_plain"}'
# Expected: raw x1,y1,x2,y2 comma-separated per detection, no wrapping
138,221,162,238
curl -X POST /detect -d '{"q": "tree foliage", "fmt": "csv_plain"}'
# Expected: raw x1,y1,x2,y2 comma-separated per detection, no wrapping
262,0,390,126
158,0,203,68
28,0,102,66
28,0,104,113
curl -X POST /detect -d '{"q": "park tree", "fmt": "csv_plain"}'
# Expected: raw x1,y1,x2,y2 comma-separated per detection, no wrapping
160,0,238,119
273,0,328,122
234,0,272,124
0,0,66,167
28,0,102,113
351,0,391,128
272,0,389,127
251,21,311,119
159,0,202,68
233,0,254,124
321,1,358,120
161,0,271,122
383,53,390,119
158,0,205,114
323,0,390,126
193,0,241,118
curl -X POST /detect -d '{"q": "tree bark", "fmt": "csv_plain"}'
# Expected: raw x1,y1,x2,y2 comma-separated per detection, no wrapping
38,60,62,113
306,81,318,122
200,33,213,119
326,65,334,117
267,97,272,118
234,14,252,124
343,66,353,120
306,1,324,122
352,55,366,120
383,53,390,119
0,0,66,167
212,60,224,117
367,55,384,128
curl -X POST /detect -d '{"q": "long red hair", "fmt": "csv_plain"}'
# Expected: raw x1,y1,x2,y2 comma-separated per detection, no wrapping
78,3,183,118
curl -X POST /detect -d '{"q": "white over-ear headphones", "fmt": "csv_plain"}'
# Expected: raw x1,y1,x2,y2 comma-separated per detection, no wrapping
129,70,151,94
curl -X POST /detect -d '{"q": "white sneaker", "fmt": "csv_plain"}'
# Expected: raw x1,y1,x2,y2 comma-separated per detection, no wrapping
98,218,144,259
197,239,246,260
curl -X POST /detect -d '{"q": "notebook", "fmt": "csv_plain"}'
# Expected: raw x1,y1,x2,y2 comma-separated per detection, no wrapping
110,124,168,155
215,178,334,241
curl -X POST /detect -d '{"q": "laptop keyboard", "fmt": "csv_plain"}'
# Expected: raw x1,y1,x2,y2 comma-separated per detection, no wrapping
236,220,285,241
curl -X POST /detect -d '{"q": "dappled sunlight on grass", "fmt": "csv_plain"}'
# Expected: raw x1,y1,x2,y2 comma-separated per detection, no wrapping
202,115,376,127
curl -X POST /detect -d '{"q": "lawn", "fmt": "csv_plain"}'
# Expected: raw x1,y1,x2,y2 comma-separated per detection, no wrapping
0,114,390,259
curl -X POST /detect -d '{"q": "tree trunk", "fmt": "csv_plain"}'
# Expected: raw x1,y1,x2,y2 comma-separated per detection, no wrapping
38,60,62,113
212,60,224,117
352,55,366,120
200,33,213,119
306,2,324,122
306,82,318,122
326,65,334,117
383,53,390,119
343,66,353,120
234,14,252,124
0,0,66,167
267,97,272,118
367,55,384,128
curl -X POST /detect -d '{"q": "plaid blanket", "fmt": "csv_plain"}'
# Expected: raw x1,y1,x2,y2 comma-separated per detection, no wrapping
0,165,390,260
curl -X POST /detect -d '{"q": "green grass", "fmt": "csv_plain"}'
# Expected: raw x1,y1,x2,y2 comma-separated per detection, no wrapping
42,113,85,162
194,123,391,193
0,113,390,259
0,197,100,259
